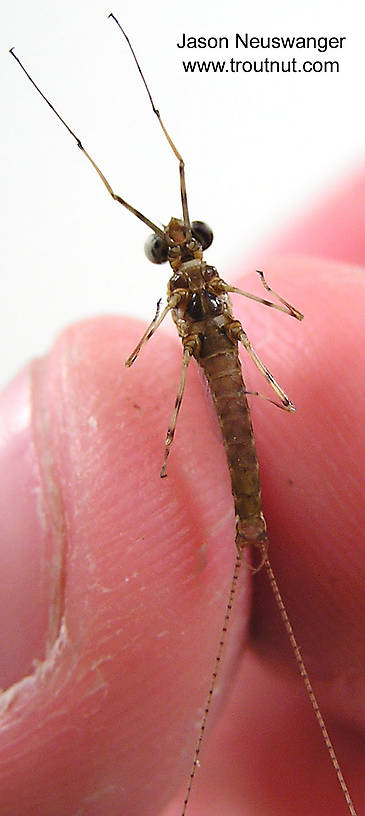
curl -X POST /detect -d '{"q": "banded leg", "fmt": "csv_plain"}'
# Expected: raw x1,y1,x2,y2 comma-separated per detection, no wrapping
109,14,191,231
9,49,168,241
256,269,303,319
125,293,181,367
244,390,295,411
240,328,295,410
222,270,303,320
240,329,294,410
227,321,295,411
160,340,197,478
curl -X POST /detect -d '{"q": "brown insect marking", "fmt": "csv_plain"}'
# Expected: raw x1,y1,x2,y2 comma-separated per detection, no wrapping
9,20,358,816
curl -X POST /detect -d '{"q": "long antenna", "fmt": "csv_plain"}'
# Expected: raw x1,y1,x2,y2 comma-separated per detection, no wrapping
108,12,191,231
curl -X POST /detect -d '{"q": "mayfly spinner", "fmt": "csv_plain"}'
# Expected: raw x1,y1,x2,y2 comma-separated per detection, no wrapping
10,13,358,816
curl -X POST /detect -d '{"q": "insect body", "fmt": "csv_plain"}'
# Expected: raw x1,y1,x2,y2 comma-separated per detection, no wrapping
127,210,300,553
168,249,266,557
141,216,272,559
10,14,358,816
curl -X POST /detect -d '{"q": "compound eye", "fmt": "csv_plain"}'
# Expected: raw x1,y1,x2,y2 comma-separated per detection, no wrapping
144,233,169,264
191,220,213,250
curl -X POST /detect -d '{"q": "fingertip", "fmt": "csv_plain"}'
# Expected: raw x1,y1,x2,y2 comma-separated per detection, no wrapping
231,257,365,722
0,367,53,688
267,165,365,266
0,316,250,815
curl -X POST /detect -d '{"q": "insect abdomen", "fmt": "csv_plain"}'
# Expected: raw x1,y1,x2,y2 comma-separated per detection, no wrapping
198,327,267,550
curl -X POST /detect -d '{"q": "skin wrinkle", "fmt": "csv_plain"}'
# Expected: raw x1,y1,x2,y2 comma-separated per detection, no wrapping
31,359,68,654
0,620,70,719
0,248,363,813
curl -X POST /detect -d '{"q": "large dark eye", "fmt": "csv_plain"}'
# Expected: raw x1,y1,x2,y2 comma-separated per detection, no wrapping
144,233,169,264
191,221,213,250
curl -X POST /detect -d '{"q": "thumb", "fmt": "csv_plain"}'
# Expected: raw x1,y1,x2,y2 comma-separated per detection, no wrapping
0,316,250,816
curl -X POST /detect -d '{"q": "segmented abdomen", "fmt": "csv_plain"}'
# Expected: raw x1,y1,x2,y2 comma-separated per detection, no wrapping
197,325,267,550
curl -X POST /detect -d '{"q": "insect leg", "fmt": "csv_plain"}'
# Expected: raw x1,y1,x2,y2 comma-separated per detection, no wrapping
222,271,303,320
9,48,168,240
244,390,294,410
256,269,303,319
109,14,191,231
160,339,198,477
226,321,295,411
125,302,172,367
240,330,295,410
78,146,169,238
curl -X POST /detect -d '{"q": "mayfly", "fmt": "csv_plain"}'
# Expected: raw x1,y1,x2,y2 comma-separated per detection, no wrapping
10,14,358,816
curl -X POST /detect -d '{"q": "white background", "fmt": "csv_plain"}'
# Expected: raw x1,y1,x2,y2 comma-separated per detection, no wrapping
1,0,363,386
